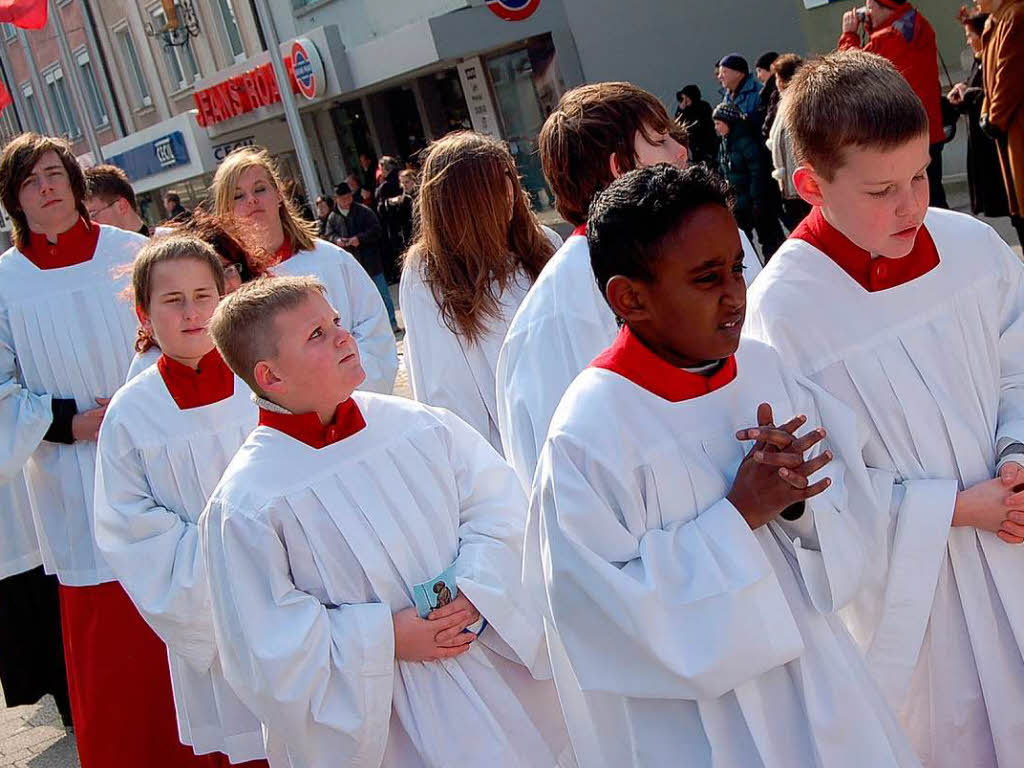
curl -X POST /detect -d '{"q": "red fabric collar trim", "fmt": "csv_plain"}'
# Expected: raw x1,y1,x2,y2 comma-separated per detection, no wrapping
875,0,910,11
157,348,234,410
590,325,737,402
790,206,938,292
258,398,366,448
274,239,295,264
571,224,587,238
23,217,100,270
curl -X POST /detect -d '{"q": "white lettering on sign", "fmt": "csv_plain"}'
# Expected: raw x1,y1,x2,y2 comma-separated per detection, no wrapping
154,136,177,168
213,136,257,163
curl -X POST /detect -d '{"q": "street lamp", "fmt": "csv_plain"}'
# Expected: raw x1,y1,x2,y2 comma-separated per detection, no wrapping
144,0,200,48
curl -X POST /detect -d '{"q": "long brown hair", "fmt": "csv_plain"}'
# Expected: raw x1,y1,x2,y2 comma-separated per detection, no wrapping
211,147,318,253
0,133,90,251
405,131,555,344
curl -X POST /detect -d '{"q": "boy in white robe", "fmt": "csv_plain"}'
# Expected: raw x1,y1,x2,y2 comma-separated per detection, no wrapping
744,51,1024,767
200,276,572,768
94,237,268,766
496,82,762,490
524,163,920,768
0,133,201,768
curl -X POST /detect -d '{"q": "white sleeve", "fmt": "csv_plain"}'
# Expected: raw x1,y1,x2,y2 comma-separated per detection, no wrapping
338,250,398,395
201,499,395,766
994,230,1024,460
93,415,216,671
529,435,804,701
0,305,53,484
400,272,491,439
435,409,546,673
496,314,610,491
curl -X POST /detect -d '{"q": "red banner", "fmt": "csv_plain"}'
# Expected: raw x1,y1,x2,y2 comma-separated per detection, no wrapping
0,79,12,111
0,0,47,30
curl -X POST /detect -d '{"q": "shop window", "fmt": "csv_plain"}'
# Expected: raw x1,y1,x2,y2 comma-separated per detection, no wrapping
485,34,566,211
330,100,376,183
436,69,471,133
117,28,152,108
76,50,109,128
43,67,80,140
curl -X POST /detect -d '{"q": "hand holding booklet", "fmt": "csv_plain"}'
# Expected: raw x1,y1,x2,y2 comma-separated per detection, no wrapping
413,564,486,634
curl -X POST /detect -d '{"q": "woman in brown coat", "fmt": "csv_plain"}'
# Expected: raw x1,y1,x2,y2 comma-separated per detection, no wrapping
982,0,1024,244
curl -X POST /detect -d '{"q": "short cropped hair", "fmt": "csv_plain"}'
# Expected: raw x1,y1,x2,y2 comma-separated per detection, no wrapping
587,163,731,311
784,50,929,181
0,133,89,251
539,82,681,226
209,276,325,396
85,164,138,213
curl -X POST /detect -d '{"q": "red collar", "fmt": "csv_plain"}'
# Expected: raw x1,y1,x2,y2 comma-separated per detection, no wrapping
790,206,938,292
157,348,235,410
572,224,587,238
274,239,295,264
590,325,737,402
258,398,366,448
23,217,100,270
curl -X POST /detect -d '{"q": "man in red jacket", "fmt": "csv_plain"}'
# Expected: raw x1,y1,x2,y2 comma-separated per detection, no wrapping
839,0,949,208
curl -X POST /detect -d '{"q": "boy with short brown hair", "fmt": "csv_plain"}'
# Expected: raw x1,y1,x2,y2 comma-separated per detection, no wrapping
746,49,1024,768
496,83,762,491
200,276,571,767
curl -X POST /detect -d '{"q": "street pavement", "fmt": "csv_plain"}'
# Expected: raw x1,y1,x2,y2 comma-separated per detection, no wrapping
0,194,1020,766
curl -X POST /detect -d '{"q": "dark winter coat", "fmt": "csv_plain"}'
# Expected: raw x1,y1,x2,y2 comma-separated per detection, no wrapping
334,202,385,276
677,100,720,166
953,58,1009,218
717,118,773,215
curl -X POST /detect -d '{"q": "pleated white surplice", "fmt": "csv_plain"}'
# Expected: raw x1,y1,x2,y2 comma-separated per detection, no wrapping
524,338,919,768
497,229,762,491
0,226,146,585
746,208,1024,767
400,227,563,454
201,393,572,768
93,366,264,762
273,240,398,395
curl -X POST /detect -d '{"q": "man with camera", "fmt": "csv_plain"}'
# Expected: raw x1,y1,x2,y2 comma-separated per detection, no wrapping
839,0,948,208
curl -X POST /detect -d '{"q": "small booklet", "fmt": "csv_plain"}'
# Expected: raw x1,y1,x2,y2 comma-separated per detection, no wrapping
412,564,486,635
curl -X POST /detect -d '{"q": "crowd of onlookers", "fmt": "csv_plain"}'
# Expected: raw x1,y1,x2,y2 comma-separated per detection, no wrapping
674,0,1024,262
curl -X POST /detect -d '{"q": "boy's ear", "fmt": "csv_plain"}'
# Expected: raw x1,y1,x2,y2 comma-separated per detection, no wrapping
605,275,650,324
793,166,825,208
608,151,625,180
135,304,152,332
253,359,284,395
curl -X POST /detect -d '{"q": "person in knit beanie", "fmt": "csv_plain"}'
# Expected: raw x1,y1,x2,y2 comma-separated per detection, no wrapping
717,53,764,130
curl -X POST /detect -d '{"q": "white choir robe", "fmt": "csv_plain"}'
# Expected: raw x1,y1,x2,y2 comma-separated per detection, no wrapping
200,393,573,768
497,229,762,489
126,346,162,382
745,208,1024,767
93,366,265,762
0,474,41,580
0,225,147,585
400,228,562,453
524,338,919,768
273,240,398,394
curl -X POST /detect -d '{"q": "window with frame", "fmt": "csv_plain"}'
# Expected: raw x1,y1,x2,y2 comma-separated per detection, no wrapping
214,0,245,61
21,84,43,133
2,23,16,41
150,5,200,90
75,50,109,128
44,68,80,139
116,28,152,108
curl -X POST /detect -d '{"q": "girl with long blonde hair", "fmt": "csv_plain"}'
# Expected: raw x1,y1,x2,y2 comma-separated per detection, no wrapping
400,131,561,452
212,147,398,394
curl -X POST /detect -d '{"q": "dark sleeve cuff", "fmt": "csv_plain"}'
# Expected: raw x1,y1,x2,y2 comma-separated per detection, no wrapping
43,398,78,444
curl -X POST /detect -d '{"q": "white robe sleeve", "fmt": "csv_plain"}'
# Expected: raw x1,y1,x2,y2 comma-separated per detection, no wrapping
993,229,1024,463
529,434,805,701
93,417,217,671
496,313,612,491
338,250,398,395
400,271,490,440
0,305,53,484
201,499,395,766
434,409,546,672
